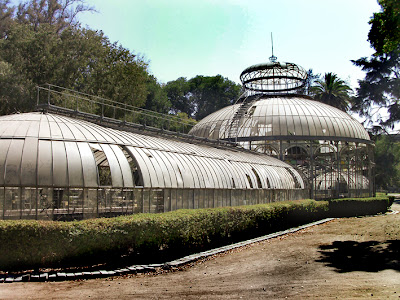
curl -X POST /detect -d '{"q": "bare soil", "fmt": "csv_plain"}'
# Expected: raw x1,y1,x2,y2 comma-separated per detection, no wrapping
1,202,399,300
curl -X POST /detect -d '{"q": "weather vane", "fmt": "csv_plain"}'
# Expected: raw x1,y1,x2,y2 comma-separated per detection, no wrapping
269,32,277,62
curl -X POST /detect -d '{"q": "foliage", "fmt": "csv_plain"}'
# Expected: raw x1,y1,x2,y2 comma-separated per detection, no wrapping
310,72,352,111
0,0,14,38
0,0,169,116
143,75,171,113
373,135,400,190
352,50,400,129
328,196,394,217
297,68,320,96
163,77,194,116
167,112,197,133
164,75,242,120
189,75,242,120
0,196,392,271
352,0,400,129
0,199,329,270
14,0,95,34
368,0,400,55
0,60,32,114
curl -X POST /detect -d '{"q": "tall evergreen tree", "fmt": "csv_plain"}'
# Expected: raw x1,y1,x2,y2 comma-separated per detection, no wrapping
352,0,400,129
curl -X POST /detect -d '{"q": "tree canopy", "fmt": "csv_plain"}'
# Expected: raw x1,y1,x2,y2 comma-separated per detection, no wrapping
368,0,400,55
310,72,352,111
0,0,169,115
164,75,242,120
374,135,400,190
352,0,400,129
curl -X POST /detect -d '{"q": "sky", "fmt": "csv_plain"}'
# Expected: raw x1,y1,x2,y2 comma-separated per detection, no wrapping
79,0,381,90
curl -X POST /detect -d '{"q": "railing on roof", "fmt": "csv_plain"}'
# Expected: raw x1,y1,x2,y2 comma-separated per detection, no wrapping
35,84,239,149
36,83,196,133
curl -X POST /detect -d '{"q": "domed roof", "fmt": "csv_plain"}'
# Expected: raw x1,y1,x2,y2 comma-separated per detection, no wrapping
189,95,371,143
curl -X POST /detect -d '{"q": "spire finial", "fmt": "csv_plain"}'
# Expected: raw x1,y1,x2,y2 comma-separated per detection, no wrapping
269,32,277,62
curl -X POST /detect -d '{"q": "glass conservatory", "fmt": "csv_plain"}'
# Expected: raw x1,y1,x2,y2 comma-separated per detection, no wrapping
0,112,307,220
189,60,374,199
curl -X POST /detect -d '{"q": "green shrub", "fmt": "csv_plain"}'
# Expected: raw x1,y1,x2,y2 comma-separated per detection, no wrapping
0,199,327,271
0,196,392,271
327,196,394,217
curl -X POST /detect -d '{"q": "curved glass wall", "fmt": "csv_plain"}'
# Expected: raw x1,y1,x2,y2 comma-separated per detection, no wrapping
0,112,307,220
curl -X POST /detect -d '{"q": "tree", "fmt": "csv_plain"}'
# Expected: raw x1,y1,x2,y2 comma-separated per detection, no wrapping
79,37,149,108
15,0,95,34
164,75,241,120
374,135,400,190
368,0,400,55
352,0,400,129
164,77,195,116
189,75,242,120
143,75,171,113
352,51,400,128
0,0,15,38
310,72,352,111
0,60,31,114
297,68,320,96
0,0,154,114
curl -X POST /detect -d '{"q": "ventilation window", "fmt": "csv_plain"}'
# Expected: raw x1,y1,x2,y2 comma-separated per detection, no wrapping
251,168,262,189
266,177,271,188
232,177,236,188
285,167,301,188
90,145,112,186
246,174,253,188
98,166,112,186
120,146,143,186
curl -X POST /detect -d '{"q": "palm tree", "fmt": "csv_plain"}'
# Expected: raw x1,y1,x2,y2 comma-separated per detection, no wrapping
310,73,352,111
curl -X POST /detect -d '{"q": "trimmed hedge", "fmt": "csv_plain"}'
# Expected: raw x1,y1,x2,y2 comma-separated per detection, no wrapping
0,196,393,271
0,199,327,271
327,196,394,217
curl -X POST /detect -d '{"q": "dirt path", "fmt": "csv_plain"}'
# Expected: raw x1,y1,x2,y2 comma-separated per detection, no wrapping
1,203,399,300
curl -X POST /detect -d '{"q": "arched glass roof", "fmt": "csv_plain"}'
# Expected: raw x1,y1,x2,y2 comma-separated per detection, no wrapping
0,112,305,190
189,96,371,143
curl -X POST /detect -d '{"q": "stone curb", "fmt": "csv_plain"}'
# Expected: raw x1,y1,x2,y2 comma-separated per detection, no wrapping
0,218,334,283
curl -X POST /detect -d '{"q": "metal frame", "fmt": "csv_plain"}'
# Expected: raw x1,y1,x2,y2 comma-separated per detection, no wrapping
190,60,375,200
0,112,307,220
240,62,307,93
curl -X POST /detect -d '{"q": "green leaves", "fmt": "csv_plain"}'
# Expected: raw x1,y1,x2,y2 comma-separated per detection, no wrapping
368,0,400,55
373,135,400,190
310,72,352,111
0,199,329,270
0,1,166,116
164,75,242,120
352,0,400,129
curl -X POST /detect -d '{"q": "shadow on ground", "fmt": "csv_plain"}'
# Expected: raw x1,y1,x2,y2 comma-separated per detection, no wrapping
317,240,400,273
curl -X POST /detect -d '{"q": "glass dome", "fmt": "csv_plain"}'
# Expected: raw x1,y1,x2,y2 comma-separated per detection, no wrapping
189,59,374,200
189,95,371,143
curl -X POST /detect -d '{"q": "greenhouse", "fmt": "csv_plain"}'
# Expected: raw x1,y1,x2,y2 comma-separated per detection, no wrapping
189,60,374,199
0,57,375,220
0,112,306,220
